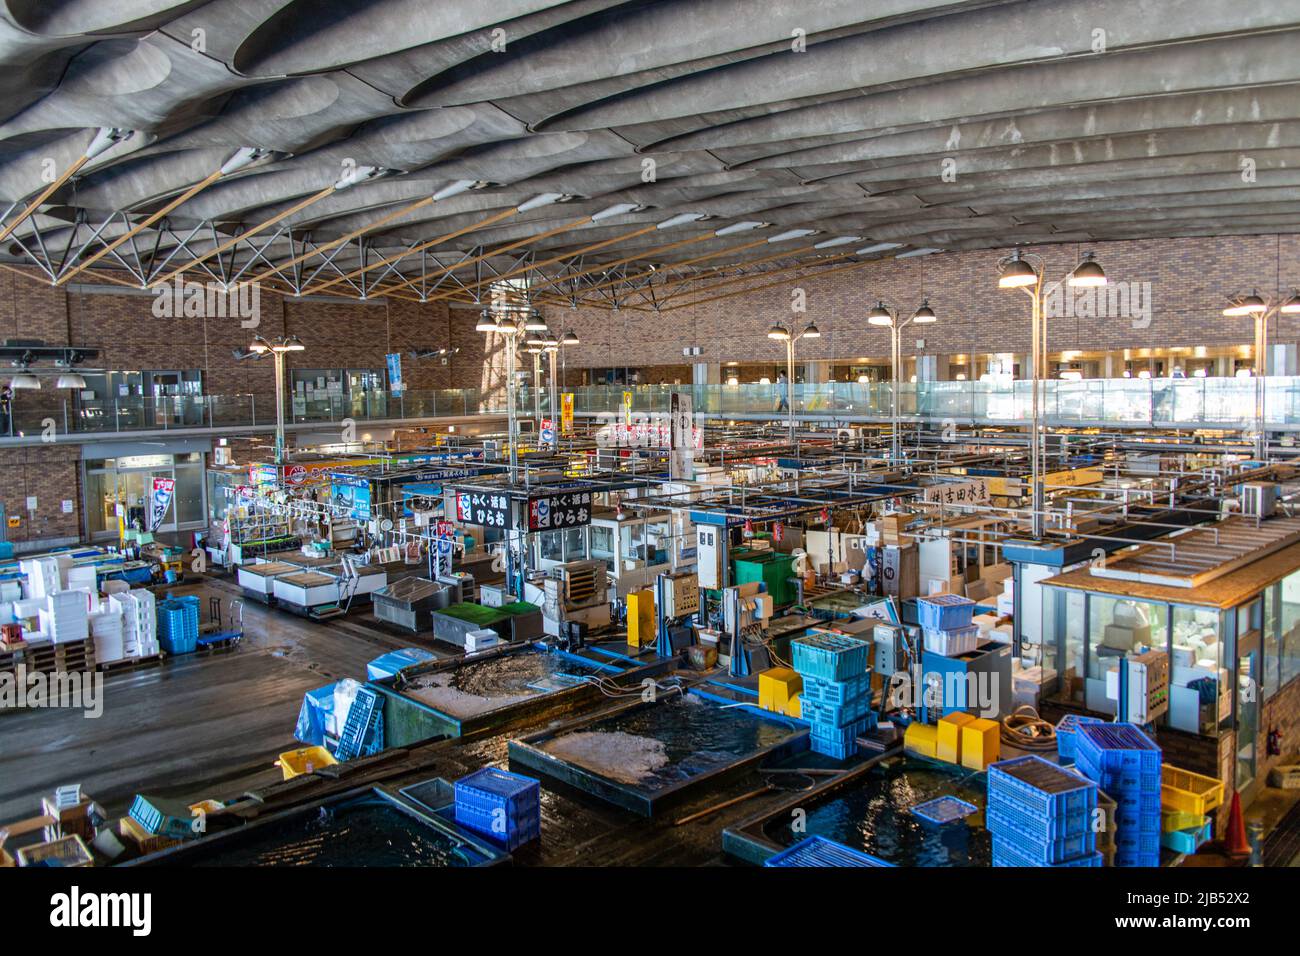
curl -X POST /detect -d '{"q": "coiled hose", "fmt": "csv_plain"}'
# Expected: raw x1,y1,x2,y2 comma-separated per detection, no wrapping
1000,705,1058,752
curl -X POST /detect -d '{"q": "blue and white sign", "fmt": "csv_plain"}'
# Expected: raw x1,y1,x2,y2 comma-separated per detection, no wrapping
330,473,372,521
386,352,404,394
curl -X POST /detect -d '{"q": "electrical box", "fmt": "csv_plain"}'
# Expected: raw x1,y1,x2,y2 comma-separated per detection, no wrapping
873,623,909,677
1105,649,1169,724
661,572,699,618
696,526,723,589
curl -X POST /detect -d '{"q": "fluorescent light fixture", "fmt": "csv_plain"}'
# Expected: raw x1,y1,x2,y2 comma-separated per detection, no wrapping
813,235,863,249
714,221,765,236
517,193,565,212
334,165,388,190
591,202,640,221
85,127,133,159
220,147,272,176
767,228,817,243
657,212,705,229
433,179,479,200
856,242,903,255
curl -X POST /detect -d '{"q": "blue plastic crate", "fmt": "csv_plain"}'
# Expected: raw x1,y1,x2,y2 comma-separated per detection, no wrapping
1055,713,1103,760
916,594,976,631
454,768,541,850
987,808,1096,863
1114,804,1162,835
790,632,871,682
1160,818,1212,854
987,790,1092,840
992,842,1102,868
809,716,872,759
1076,751,1161,795
127,795,192,840
988,755,1097,820
1074,722,1161,776
765,835,894,867
911,795,978,827
1114,827,1162,858
800,672,872,706
801,693,873,728
1112,848,1160,868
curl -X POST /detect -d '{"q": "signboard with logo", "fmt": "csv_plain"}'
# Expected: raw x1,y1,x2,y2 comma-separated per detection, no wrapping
540,418,555,444
527,489,592,531
669,391,694,480
561,393,574,435
284,464,308,485
622,390,633,425
330,473,372,521
148,477,175,531
456,491,512,529
249,463,278,488
922,479,990,507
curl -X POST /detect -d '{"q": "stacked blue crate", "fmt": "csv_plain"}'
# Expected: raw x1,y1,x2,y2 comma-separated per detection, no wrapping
917,594,979,657
1073,722,1162,867
987,755,1100,867
764,835,895,867
790,632,874,759
156,596,199,655
454,767,541,851
1055,713,1104,762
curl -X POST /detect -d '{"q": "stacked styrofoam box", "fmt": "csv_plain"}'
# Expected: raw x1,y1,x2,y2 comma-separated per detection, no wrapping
89,605,125,665
67,565,98,596
39,589,90,644
111,589,158,658
20,557,60,599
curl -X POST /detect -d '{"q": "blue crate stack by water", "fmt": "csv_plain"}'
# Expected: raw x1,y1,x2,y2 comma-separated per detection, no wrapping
987,755,1102,867
1073,722,1162,867
156,594,200,655
454,767,541,851
765,835,894,867
790,631,874,760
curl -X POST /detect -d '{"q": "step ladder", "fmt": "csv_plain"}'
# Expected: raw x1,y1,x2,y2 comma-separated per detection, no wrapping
335,687,379,761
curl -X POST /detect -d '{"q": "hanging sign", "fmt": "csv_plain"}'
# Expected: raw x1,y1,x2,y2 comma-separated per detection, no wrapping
540,418,556,444
527,489,592,531
669,391,694,480
922,479,990,507
561,393,574,436
622,390,633,425
330,473,372,521
386,353,404,394
148,477,175,531
456,491,512,529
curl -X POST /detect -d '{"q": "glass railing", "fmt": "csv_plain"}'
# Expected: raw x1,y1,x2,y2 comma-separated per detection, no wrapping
0,376,1288,440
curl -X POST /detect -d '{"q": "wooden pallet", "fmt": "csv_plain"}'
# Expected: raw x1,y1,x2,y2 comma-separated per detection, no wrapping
0,637,96,676
97,651,165,675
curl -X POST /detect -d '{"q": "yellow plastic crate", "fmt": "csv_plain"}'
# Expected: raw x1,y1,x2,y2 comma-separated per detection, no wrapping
960,717,1000,771
758,667,802,713
784,693,802,719
626,589,655,648
278,745,338,780
936,712,976,764
905,721,939,758
1161,808,1205,833
1161,763,1224,816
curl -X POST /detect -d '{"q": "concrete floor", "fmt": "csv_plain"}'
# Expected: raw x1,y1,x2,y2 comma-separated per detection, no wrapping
0,575,426,822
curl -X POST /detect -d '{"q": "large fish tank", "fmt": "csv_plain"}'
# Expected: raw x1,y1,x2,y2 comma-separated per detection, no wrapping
133,788,507,867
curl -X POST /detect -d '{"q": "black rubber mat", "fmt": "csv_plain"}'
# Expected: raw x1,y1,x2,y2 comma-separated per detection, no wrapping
1262,796,1300,866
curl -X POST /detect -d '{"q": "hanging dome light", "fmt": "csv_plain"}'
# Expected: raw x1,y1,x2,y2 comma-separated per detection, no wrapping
1280,290,1300,314
912,300,937,324
523,309,548,332
9,372,40,389
1068,252,1107,287
561,330,580,345
802,322,821,338
767,323,791,340
867,301,893,327
1224,291,1268,316
476,311,499,332
998,252,1037,288
56,372,87,389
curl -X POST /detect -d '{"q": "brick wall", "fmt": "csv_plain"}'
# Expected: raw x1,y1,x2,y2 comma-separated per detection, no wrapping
542,234,1300,372
0,443,82,547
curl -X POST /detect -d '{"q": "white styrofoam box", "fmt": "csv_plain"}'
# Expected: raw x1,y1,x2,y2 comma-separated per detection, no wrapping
996,591,1015,617
67,566,98,595
0,579,22,602
13,597,43,620
464,629,499,653
89,610,125,664
39,607,88,644
21,557,60,599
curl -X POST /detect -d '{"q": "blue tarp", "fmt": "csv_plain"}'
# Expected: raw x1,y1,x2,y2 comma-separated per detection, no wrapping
295,683,337,746
366,647,436,681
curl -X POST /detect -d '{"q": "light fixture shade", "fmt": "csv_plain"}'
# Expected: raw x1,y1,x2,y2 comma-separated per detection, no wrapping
525,332,547,345
1281,291,1300,314
802,322,821,338
523,312,548,332
476,313,499,332
561,330,580,345
912,300,937,324
1225,292,1268,316
56,373,87,389
998,255,1037,288
1068,253,1107,287
283,335,305,351
10,373,40,389
249,336,271,352
867,302,893,327
767,324,791,340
